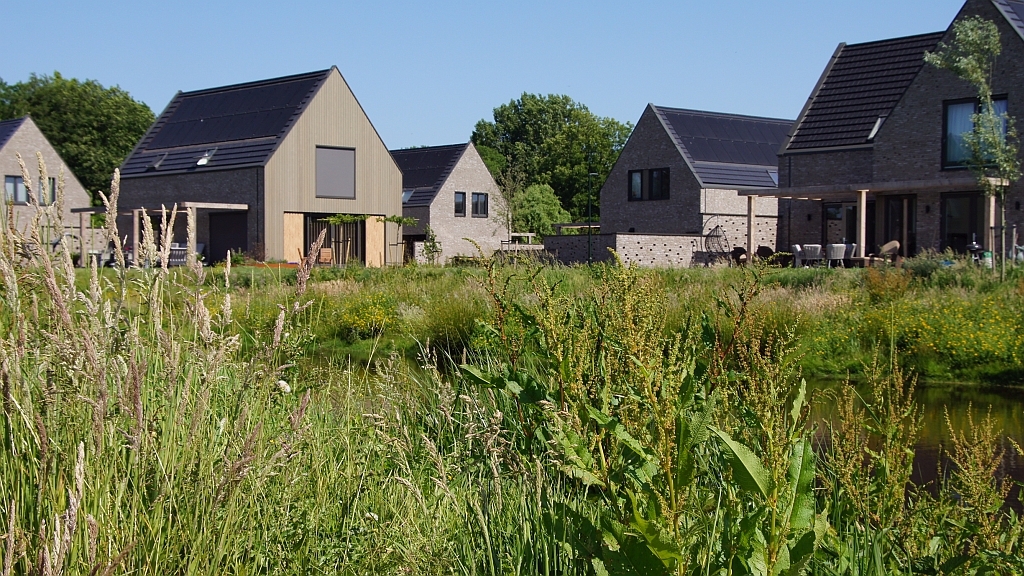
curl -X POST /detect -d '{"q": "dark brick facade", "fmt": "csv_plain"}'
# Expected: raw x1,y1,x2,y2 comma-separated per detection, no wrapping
119,168,265,258
779,0,1024,255
600,106,704,235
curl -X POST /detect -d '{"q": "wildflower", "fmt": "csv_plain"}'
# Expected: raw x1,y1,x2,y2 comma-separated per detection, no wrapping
277,380,291,394
365,512,379,522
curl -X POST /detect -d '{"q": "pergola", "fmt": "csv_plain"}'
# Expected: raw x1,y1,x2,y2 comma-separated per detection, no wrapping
739,176,986,258
70,202,248,267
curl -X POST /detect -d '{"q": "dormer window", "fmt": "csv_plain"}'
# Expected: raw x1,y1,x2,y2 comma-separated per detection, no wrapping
402,189,413,203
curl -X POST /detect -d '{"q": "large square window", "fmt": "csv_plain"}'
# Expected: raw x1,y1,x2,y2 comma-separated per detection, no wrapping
315,147,355,199
472,193,488,217
649,168,670,200
628,170,643,201
943,97,1008,168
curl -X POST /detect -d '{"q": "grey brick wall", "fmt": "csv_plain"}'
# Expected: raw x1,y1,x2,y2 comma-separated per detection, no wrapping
779,149,873,188
600,106,704,234
0,117,93,238
118,168,264,258
777,0,1024,255
426,144,507,262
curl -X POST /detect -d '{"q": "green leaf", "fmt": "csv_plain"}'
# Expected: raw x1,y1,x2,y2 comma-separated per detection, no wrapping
786,530,817,575
789,379,806,435
711,427,773,499
785,438,816,532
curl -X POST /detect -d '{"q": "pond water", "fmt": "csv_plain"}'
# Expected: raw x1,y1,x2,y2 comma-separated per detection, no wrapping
807,379,1024,505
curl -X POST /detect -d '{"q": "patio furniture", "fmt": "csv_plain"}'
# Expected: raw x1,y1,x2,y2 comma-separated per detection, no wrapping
803,244,823,266
730,246,747,266
844,243,857,267
867,240,900,267
755,245,776,262
791,244,804,268
825,243,846,268
318,247,334,266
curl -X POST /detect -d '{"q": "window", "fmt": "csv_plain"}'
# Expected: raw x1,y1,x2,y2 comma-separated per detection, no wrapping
628,170,643,201
472,193,488,217
943,97,1008,168
824,204,843,220
454,192,466,216
40,178,55,205
4,176,27,203
402,190,413,204
649,168,670,200
315,147,356,199
941,192,984,253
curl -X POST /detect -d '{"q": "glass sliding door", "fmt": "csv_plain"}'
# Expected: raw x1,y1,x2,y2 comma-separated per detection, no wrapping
882,195,916,256
941,193,983,253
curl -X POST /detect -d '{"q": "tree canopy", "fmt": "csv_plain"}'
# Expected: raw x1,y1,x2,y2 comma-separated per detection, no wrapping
511,184,571,237
0,72,154,202
472,93,631,221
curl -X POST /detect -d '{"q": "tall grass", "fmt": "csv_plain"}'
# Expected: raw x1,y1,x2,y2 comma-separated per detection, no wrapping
2,158,1023,574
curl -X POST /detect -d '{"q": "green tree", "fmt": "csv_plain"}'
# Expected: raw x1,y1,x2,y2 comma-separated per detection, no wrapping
0,72,154,202
926,17,1022,280
472,93,631,220
511,184,571,237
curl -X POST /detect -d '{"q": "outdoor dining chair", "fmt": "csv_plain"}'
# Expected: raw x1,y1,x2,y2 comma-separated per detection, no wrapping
803,244,823,266
791,244,804,267
826,243,847,268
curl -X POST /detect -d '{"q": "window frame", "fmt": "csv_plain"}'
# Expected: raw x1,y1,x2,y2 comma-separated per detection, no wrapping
942,95,1009,170
471,192,488,218
627,170,643,201
4,176,27,204
454,191,466,217
648,168,670,200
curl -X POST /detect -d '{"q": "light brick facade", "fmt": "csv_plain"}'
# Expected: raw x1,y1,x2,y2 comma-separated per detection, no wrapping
0,117,92,236
402,144,508,263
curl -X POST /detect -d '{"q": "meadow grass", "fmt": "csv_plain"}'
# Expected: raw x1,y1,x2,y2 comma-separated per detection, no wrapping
2,159,1024,574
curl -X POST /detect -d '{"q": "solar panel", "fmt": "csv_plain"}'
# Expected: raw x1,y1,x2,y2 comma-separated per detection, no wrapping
147,76,321,149
660,109,790,166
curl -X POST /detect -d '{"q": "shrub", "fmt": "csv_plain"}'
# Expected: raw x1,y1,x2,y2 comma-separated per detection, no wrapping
337,291,399,341
863,266,911,303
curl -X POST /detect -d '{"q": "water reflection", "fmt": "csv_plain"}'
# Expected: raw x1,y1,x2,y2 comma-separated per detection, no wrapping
808,379,1023,506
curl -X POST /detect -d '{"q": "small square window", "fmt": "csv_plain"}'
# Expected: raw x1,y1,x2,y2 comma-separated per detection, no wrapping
472,193,488,218
454,192,466,216
402,189,413,203
649,168,670,200
628,170,643,201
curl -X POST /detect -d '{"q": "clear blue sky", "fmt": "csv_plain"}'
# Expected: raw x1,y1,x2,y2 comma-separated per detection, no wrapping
2,0,966,149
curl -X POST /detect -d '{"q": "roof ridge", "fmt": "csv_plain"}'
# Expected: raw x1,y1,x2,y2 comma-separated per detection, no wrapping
391,142,469,154
843,30,945,49
177,69,332,97
651,105,792,124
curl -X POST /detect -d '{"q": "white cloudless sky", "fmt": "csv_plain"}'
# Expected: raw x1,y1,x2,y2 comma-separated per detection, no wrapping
1,0,967,149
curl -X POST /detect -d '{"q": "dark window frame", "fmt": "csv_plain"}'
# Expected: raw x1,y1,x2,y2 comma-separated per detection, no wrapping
314,146,357,199
627,170,643,201
941,95,1009,170
4,175,27,204
939,191,984,253
454,192,466,217
471,192,488,218
648,168,670,200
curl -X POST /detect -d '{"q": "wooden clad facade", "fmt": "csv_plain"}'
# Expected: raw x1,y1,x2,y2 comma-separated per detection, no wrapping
119,67,402,267
264,69,402,263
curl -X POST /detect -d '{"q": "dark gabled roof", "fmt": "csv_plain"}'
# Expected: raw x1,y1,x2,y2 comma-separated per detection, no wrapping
121,69,331,177
390,143,468,206
651,106,791,188
0,117,26,150
992,0,1024,41
785,32,944,152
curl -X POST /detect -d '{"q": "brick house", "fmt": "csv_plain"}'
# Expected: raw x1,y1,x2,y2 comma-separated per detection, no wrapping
754,0,1024,258
119,68,403,265
390,142,506,263
0,116,91,235
548,105,791,266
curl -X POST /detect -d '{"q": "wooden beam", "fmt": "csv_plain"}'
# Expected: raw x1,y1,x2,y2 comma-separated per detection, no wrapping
857,190,867,258
746,195,756,258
